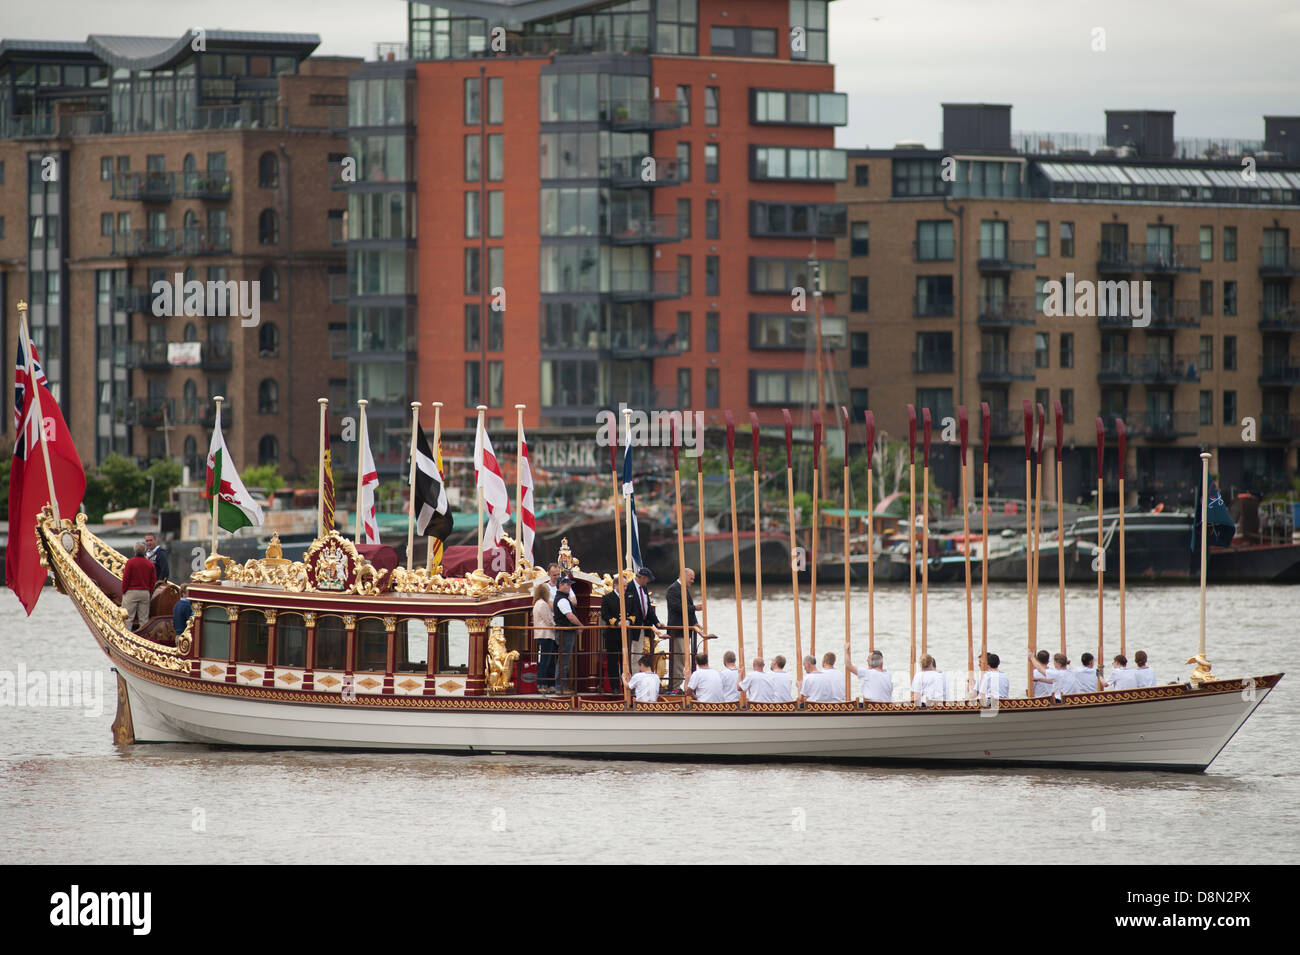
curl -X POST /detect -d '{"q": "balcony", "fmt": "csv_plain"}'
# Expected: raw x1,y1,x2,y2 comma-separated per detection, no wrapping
115,397,175,428
1259,247,1300,276
1259,355,1300,386
978,352,1036,381
111,171,174,202
1261,413,1300,441
6,111,109,138
124,342,170,371
985,409,1024,439
913,295,954,318
1098,242,1200,273
200,402,232,428
1260,304,1300,331
609,271,682,302
198,342,233,370
111,227,231,257
1097,299,1199,329
604,155,683,188
977,296,1035,326
602,99,683,130
605,329,688,360
608,213,680,245
1126,411,1199,440
113,285,152,313
1097,353,1201,383
976,239,1035,271
912,351,955,374
177,171,233,201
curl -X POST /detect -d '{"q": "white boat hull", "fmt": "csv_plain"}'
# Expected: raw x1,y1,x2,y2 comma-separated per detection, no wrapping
117,666,1278,772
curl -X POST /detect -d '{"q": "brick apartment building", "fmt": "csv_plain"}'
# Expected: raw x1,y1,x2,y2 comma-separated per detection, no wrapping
344,0,849,474
837,104,1300,506
0,31,355,480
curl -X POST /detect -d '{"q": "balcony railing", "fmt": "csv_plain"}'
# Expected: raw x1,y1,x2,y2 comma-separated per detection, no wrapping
115,397,175,428
6,111,110,138
608,213,681,245
1259,246,1300,275
985,408,1025,439
604,329,689,360
177,170,233,200
124,342,171,370
123,341,233,370
1260,304,1300,330
609,271,682,302
111,171,174,201
1098,242,1200,273
912,351,955,374
603,155,683,187
1124,411,1200,440
199,341,234,370
1259,355,1300,385
1097,353,1201,383
976,239,1036,271
201,402,232,428
977,296,1035,325
913,295,954,317
1261,413,1300,441
111,227,232,257
601,98,683,130
912,240,955,262
977,352,1036,381
1097,299,1200,329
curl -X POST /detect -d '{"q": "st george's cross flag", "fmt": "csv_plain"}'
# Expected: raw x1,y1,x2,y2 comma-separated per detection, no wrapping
474,418,511,546
6,325,87,615
412,427,453,543
204,413,264,532
518,430,536,564
358,427,381,545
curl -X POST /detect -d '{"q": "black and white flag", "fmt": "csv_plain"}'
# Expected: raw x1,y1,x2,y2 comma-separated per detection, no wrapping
413,428,453,540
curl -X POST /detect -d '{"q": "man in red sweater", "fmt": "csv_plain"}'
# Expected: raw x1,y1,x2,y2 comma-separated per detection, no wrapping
122,542,156,631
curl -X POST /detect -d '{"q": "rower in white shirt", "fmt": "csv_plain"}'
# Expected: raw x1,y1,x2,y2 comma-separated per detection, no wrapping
1029,649,1055,697
1074,652,1101,692
718,650,741,702
1106,654,1139,690
910,654,948,705
738,657,777,703
798,651,844,703
845,648,894,702
768,655,794,702
973,652,1011,700
1132,650,1156,687
624,653,661,703
1034,651,1075,699
685,652,725,703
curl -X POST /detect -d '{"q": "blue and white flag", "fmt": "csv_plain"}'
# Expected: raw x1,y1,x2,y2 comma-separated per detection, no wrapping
1192,476,1236,550
621,438,644,572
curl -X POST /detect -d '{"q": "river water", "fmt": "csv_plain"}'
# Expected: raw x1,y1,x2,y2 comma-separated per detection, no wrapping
1,581,1296,865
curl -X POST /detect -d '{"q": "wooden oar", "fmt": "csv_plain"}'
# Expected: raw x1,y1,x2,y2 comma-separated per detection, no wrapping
697,450,708,639
749,412,764,659
1095,416,1105,682
810,410,823,657
1117,417,1127,662
671,417,688,692
1023,399,1034,696
1032,402,1045,667
921,407,932,661
863,410,876,655
724,411,745,704
840,405,852,702
1054,401,1066,655
609,417,631,706
959,405,972,690
980,402,990,669
907,404,917,682
783,409,804,684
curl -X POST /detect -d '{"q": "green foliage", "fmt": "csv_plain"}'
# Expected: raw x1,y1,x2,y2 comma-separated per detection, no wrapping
241,464,285,495
98,454,148,511
144,458,183,506
80,469,111,523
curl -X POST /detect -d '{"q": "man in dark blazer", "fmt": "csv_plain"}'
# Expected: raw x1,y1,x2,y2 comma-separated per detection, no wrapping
624,567,662,658
599,586,626,695
665,568,699,692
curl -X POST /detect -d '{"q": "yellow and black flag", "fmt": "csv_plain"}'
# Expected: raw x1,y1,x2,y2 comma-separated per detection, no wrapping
321,424,336,533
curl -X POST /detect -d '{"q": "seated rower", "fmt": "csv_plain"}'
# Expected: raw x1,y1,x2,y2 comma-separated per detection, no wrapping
768,655,794,702
1029,649,1054,697
972,652,1010,701
910,654,948,705
685,652,725,703
800,652,844,703
1132,650,1155,687
719,650,741,703
625,653,661,704
845,648,894,703
1075,652,1100,692
796,655,819,702
738,657,777,703
1106,654,1138,690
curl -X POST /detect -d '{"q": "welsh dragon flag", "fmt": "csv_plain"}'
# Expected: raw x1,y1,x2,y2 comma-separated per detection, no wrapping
204,416,264,532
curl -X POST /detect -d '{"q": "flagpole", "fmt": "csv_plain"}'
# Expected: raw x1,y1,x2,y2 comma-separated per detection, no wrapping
782,409,804,685
405,402,420,571
515,404,526,566
1054,401,1066,656
863,411,876,656
960,406,972,690
1023,400,1034,697
317,398,328,538
671,418,689,691
16,303,60,525
810,410,822,657
211,395,224,559
476,404,487,573
839,406,851,703
921,408,931,662
1095,416,1106,681
623,407,635,570
696,449,708,638
354,399,368,545
907,404,917,683
610,414,631,706
1117,418,1127,660
980,403,990,669
1198,451,1211,661
748,412,764,660
725,412,745,703
1032,403,1045,676
427,401,443,572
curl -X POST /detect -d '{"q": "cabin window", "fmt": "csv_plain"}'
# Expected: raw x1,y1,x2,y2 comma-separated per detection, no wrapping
201,606,230,658
277,613,307,667
236,609,269,663
398,619,428,671
315,614,347,670
356,617,388,671
439,619,469,672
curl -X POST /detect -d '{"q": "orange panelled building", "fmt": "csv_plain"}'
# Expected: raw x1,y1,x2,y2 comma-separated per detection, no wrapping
345,1,848,473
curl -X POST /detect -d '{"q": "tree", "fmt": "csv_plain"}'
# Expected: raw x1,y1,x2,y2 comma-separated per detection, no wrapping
98,454,148,511
144,458,183,508
241,463,285,495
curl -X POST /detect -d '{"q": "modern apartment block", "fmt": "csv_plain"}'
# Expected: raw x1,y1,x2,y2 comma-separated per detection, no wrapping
837,104,1300,505
0,32,354,479
344,0,848,473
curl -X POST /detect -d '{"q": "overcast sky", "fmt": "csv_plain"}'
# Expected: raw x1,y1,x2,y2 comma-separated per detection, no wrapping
3,0,1296,147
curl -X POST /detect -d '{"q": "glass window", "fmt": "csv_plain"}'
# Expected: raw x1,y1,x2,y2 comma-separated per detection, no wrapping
464,304,481,351
677,198,691,238
100,156,112,181
1223,390,1236,426
915,221,954,260
1200,225,1213,261
677,367,691,407
277,614,307,667
1223,281,1237,316
201,606,230,658
1199,335,1213,370
676,85,690,124
465,135,480,181
706,199,719,239
465,247,480,294
464,77,480,124
1223,226,1237,262
465,191,480,237
705,144,718,182
1059,332,1073,369
487,77,503,124
706,255,719,296
1199,390,1213,426
315,615,346,670
1059,221,1074,257
1035,220,1049,257
488,191,504,238
705,87,719,126
850,332,868,367
1223,335,1236,370
1035,332,1050,368
677,311,691,351
706,312,719,352
706,368,719,408
1200,280,1213,316
677,141,690,181
1060,389,1074,424
487,134,503,180
678,255,691,295
854,164,869,186
850,276,868,312
237,610,269,664
851,221,869,256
